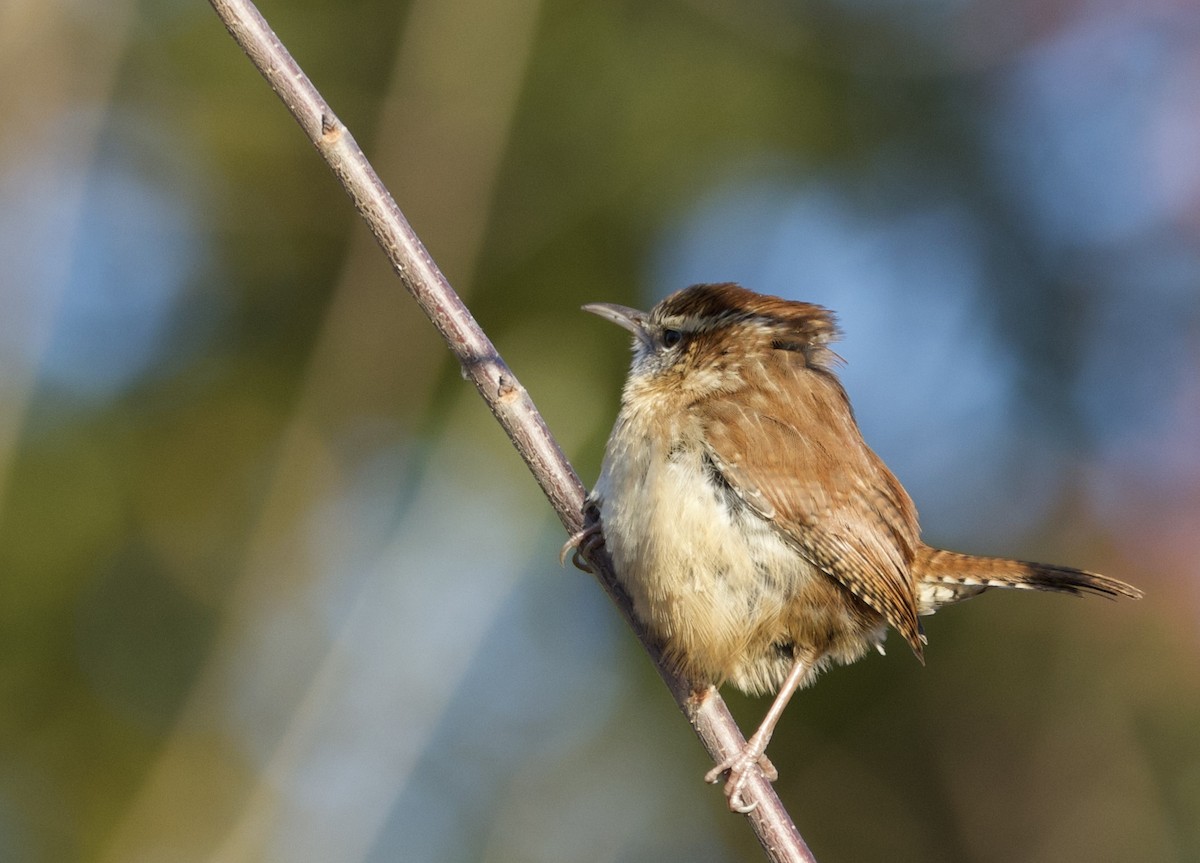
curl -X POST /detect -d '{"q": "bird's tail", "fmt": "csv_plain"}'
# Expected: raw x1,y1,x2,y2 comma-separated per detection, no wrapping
914,547,1142,615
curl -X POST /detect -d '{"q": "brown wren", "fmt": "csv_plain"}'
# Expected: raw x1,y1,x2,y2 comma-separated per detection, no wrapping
577,282,1142,813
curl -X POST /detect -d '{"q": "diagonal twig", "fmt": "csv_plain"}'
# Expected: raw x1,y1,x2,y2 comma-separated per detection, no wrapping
206,1,817,859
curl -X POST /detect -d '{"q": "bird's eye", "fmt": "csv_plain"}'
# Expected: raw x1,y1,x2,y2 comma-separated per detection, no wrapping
661,329,683,348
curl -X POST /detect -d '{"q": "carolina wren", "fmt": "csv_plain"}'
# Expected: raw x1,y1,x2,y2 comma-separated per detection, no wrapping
578,282,1142,813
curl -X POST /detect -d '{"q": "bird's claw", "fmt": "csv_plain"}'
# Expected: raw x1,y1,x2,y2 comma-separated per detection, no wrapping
559,522,603,572
705,748,778,813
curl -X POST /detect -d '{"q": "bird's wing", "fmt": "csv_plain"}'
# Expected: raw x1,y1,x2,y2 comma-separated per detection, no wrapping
701,373,925,656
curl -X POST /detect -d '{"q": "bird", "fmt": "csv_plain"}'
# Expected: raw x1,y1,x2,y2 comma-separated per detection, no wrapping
573,282,1142,812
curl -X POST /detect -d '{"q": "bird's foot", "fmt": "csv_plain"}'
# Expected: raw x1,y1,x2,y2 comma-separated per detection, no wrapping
704,745,778,813
559,522,603,572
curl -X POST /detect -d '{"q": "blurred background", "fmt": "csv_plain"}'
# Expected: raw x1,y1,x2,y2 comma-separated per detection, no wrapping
1,0,1198,860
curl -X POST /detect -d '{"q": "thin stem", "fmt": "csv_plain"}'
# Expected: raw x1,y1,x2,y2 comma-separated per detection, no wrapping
206,2,817,860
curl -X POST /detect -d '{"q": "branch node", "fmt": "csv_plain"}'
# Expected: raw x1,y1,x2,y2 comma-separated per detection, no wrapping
320,112,340,141
496,374,519,402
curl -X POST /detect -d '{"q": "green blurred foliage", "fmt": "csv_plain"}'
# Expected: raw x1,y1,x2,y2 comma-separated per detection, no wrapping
0,0,1196,861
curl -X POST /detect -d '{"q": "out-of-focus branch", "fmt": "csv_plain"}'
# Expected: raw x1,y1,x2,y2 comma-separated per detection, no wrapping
206,1,817,859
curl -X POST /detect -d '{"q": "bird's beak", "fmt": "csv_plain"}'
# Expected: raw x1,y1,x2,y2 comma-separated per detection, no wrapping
582,302,651,343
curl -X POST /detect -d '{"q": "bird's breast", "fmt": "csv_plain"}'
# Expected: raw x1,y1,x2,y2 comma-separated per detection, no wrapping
592,411,877,694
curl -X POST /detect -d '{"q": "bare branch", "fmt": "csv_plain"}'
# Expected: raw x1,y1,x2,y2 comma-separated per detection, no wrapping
206,1,817,859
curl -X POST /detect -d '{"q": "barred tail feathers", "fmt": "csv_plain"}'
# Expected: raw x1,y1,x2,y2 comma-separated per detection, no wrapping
914,547,1142,615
